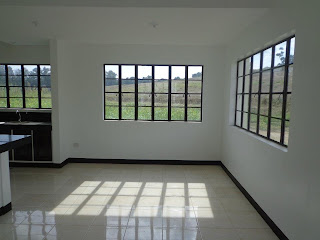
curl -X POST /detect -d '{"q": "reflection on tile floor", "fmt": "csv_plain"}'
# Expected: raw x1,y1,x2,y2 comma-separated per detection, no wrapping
0,164,279,239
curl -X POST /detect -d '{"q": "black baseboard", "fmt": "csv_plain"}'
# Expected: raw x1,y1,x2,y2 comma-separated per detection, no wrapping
67,158,221,165
221,163,288,240
9,162,65,168
0,202,12,216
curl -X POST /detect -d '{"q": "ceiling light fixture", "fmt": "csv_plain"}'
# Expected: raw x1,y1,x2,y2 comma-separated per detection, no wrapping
31,20,39,27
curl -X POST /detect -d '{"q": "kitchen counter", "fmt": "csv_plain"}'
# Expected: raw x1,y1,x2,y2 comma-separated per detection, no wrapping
0,134,32,153
0,134,32,215
0,121,51,126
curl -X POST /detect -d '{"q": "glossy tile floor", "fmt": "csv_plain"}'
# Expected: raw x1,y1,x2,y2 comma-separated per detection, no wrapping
0,164,279,240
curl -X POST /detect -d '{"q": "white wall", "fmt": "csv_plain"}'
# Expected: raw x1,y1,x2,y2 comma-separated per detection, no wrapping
51,41,225,163
0,43,49,64
221,6,320,240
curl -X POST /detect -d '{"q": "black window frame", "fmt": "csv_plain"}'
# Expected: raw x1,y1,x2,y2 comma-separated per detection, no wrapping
0,63,52,109
104,64,203,122
234,35,295,147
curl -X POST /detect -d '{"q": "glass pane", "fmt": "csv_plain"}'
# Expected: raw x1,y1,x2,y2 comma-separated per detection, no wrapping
41,98,52,108
0,87,6,97
105,93,119,106
122,93,135,106
172,66,185,80
259,116,268,137
237,77,243,94
260,94,269,116
273,67,285,92
40,65,51,75
9,87,22,97
24,76,38,87
245,57,251,75
10,98,23,108
138,94,151,106
122,80,135,92
188,81,201,94
261,70,271,93
0,65,5,75
286,94,291,120
105,106,119,119
155,80,168,93
270,118,281,142
41,88,51,98
122,65,135,80
243,94,249,112
0,76,6,86
122,107,135,120
155,66,169,79
105,65,119,79
262,48,272,70
284,121,290,145
138,66,152,79
105,79,119,92
8,76,22,86
25,87,38,98
138,80,152,92
244,76,250,93
250,114,257,133
155,94,168,107
171,94,185,107
251,73,259,93
24,65,38,75
172,80,185,93
25,98,39,108
8,65,21,75
188,94,201,107
238,61,244,77
274,41,287,67
188,108,201,121
243,112,249,129
250,94,258,113
171,108,184,120
40,76,51,87
0,98,7,108
252,53,261,73
138,107,152,120
236,111,241,126
236,94,242,111
272,94,283,118
288,65,293,92
188,66,202,80
154,107,168,120
289,37,295,64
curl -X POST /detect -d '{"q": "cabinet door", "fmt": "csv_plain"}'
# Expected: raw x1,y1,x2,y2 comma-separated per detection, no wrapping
33,128,52,161
12,129,33,161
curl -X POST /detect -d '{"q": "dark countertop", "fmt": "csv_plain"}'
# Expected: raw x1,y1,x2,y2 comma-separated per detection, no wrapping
0,134,32,154
0,121,51,126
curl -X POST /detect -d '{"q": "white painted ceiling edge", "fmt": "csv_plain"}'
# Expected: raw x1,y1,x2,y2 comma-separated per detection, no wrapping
0,6,268,46
0,0,276,8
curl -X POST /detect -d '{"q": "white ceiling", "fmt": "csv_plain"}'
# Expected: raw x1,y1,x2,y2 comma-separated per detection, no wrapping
0,0,276,8
0,6,268,46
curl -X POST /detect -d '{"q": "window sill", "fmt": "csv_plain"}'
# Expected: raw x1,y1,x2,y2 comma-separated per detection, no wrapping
232,126,288,152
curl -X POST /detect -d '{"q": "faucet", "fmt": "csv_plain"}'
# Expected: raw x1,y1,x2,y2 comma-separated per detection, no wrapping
16,110,22,122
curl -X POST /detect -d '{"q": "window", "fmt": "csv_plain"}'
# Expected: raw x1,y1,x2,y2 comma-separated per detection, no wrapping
235,36,295,146
0,64,52,109
104,64,203,122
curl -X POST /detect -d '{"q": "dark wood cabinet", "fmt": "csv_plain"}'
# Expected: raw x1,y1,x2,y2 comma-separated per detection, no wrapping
33,128,52,161
12,129,33,161
0,124,52,162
